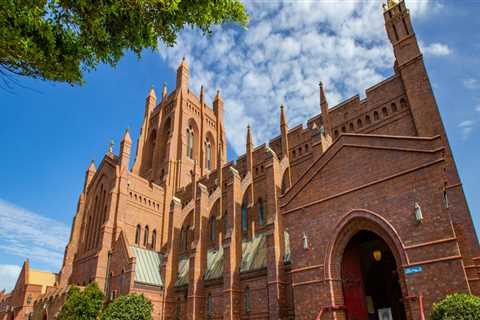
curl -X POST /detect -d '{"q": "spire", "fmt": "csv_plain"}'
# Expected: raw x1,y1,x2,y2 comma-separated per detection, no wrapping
213,89,224,114
246,124,253,151
148,85,156,99
176,56,189,89
87,160,97,173
384,0,398,11
120,128,132,170
84,160,97,192
280,104,290,160
108,139,114,154
246,124,254,204
280,104,287,128
319,82,332,137
122,128,132,144
145,86,156,115
162,82,168,100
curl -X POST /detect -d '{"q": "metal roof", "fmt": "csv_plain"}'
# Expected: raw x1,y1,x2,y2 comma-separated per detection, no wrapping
130,246,164,287
175,256,190,287
204,247,224,280
240,233,267,272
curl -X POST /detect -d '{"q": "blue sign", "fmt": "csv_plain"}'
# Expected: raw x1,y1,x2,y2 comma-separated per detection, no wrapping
404,266,423,275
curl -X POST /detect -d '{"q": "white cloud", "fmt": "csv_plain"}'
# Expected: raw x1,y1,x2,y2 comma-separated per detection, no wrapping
463,78,480,90
422,43,452,56
0,265,21,292
158,0,438,155
476,105,480,113
0,199,69,270
458,120,476,140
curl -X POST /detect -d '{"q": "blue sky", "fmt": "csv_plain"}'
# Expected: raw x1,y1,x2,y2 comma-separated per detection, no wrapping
1,0,479,291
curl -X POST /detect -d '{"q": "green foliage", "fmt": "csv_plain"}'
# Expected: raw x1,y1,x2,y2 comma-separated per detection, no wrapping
431,293,480,320
57,283,104,320
100,293,153,320
0,0,248,85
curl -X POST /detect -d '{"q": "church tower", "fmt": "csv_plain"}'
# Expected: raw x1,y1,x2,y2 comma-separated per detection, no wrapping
132,57,226,190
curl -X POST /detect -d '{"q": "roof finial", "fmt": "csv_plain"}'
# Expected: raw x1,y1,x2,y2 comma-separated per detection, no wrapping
162,82,167,99
108,139,114,154
122,128,132,144
384,0,398,10
280,104,287,127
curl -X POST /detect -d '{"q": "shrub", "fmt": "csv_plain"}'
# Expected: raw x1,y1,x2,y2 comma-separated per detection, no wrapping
100,293,152,320
431,293,480,320
57,283,104,320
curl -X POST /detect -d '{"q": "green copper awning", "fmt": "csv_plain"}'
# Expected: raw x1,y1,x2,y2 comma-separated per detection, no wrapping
240,233,267,272
130,246,164,287
204,247,224,280
175,256,190,287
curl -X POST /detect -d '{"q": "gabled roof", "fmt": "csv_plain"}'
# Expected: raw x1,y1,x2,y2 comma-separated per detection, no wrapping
130,246,164,287
28,269,57,294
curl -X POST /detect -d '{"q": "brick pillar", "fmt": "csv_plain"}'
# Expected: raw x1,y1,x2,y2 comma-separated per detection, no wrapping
264,148,288,319
187,183,209,319
223,168,242,320
162,198,182,320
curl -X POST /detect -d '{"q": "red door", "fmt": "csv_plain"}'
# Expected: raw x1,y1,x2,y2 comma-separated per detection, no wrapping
342,243,369,320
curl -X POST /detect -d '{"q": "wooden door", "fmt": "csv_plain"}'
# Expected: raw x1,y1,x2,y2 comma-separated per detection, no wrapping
342,243,369,320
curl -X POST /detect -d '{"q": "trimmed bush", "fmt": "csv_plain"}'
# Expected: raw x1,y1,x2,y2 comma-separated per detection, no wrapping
58,283,104,320
431,293,480,320
100,293,152,320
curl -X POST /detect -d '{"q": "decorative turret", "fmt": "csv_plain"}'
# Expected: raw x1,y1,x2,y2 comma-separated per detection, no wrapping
120,128,132,171
246,124,253,174
83,160,96,192
280,104,290,159
383,0,420,67
319,82,333,151
162,82,168,100
146,86,156,115
214,90,226,165
319,82,332,137
176,56,189,89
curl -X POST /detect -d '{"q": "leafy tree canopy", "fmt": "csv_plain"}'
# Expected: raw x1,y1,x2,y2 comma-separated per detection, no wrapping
57,283,104,320
431,293,480,320
0,0,248,85
100,293,153,320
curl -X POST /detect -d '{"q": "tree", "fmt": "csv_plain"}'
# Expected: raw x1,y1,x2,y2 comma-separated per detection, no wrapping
100,293,153,320
0,0,248,86
57,283,104,320
431,293,480,320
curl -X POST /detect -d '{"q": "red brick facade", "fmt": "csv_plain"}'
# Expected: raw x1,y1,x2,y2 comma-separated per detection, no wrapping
2,1,479,319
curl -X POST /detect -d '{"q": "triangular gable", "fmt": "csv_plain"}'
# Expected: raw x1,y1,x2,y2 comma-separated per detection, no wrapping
280,134,444,211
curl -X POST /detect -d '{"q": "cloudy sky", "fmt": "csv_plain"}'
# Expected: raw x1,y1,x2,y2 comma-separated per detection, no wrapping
1,0,480,291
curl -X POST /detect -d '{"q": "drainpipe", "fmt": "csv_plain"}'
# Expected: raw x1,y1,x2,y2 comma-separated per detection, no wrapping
419,292,425,320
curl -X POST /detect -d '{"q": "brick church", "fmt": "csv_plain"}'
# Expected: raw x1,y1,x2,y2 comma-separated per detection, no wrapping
1,0,479,319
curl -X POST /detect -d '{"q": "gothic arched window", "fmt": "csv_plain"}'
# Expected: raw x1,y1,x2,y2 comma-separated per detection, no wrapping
135,224,141,245
187,126,194,159
207,293,213,318
209,216,216,243
144,225,149,247
257,198,265,226
241,202,248,233
152,229,157,250
205,138,212,170
244,287,251,313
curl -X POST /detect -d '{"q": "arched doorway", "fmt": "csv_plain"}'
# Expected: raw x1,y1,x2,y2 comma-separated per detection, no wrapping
341,231,406,320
